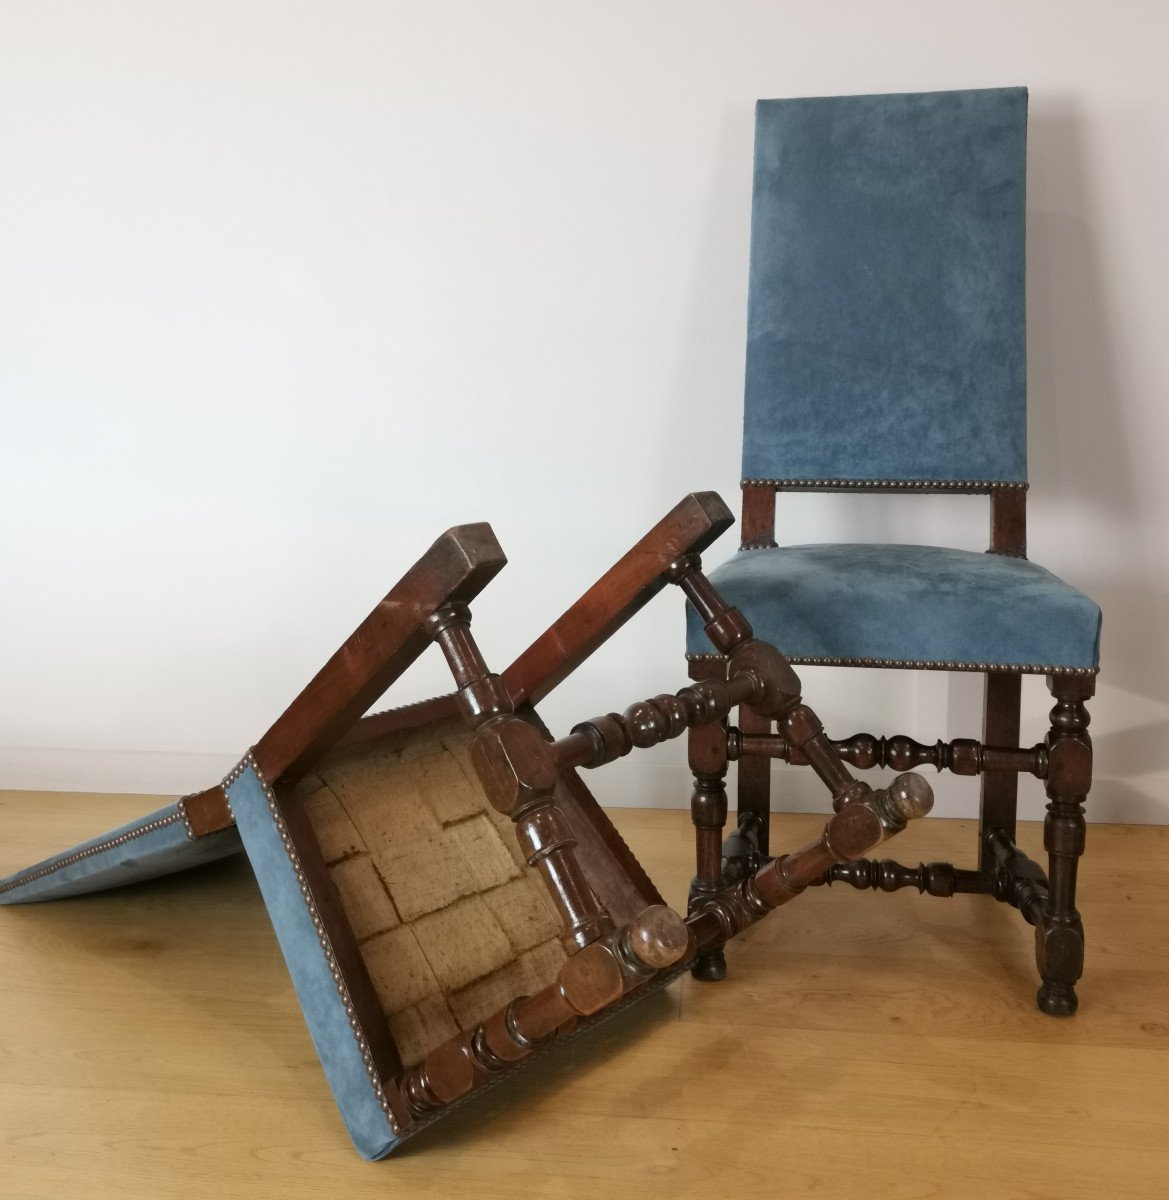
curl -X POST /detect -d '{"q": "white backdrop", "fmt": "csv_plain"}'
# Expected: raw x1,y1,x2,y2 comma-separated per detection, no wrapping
3,1,1167,822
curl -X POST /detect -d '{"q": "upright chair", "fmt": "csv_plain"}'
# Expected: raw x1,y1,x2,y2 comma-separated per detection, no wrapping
683,87,1102,1015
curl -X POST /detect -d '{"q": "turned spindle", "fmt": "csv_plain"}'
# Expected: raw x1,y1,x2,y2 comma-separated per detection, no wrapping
401,903,690,1115
1036,673,1094,1016
687,772,934,950
429,604,615,952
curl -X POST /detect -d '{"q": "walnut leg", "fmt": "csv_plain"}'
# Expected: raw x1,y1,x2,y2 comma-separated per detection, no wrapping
1036,673,1094,1016
402,904,690,1114
737,704,773,858
431,605,617,952
687,660,729,981
687,772,934,949
978,671,1022,871
688,732,729,981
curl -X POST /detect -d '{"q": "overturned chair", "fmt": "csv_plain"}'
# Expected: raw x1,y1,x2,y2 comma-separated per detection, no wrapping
0,494,932,1157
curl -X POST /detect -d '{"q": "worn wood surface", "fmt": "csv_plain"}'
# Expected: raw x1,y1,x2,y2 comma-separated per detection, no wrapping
254,523,506,785
502,491,733,709
1,790,1166,1199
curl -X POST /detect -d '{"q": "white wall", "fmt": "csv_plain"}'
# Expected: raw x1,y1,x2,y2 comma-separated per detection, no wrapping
2,1,1167,823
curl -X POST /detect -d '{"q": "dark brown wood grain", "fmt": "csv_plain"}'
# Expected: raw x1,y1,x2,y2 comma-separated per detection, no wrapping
734,723,1047,779
986,829,1049,924
687,770,932,949
430,602,616,952
522,701,666,917
550,763,666,916
183,785,234,835
990,487,1028,557
685,657,730,940
979,671,1024,869
1036,672,1094,1016
253,524,507,785
502,492,733,708
740,483,778,549
334,694,463,750
734,704,773,856
400,920,685,1116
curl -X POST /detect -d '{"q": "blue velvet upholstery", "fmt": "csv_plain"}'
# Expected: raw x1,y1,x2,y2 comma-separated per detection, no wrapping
0,801,242,905
687,545,1101,671
695,89,1101,676
743,88,1028,485
226,763,401,1160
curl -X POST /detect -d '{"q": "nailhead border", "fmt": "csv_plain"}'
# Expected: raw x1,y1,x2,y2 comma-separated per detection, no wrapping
223,752,401,1137
364,691,456,722
177,798,197,840
0,802,193,897
220,750,680,1144
686,652,1098,676
742,478,1029,492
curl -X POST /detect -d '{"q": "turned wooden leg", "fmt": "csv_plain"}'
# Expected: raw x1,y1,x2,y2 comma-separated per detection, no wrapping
737,703,773,858
403,904,691,1113
687,661,729,981
978,672,1022,872
687,772,934,950
1036,673,1094,1016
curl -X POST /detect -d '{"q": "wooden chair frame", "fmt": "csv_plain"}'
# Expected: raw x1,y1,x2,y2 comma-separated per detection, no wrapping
3,492,942,1153
686,481,1094,1017
170,492,933,1145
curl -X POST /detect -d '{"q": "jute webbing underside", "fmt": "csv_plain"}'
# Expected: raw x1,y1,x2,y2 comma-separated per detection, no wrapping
296,728,568,1068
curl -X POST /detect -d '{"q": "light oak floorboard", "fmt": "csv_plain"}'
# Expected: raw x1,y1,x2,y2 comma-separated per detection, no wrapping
1,791,1166,1198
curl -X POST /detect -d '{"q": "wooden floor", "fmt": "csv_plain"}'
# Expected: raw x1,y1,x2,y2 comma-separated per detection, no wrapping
1,790,1167,1199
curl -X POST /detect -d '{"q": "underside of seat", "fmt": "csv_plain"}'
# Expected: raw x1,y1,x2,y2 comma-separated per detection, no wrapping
685,543,1101,672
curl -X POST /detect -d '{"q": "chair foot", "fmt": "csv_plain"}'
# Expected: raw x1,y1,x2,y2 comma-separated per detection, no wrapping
1033,673,1092,1021
1037,980,1078,1017
690,948,727,982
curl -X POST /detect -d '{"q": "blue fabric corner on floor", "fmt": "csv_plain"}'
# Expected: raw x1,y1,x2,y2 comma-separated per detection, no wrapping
686,544,1101,671
226,764,401,1160
0,802,243,905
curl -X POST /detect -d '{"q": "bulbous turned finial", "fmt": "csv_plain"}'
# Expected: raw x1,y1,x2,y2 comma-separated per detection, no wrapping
875,771,934,829
623,904,690,970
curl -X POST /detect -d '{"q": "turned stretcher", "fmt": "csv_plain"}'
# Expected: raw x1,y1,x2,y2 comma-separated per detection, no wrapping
0,493,932,1157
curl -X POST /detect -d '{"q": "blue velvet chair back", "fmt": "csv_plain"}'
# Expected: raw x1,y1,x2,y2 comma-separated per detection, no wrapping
742,87,1028,487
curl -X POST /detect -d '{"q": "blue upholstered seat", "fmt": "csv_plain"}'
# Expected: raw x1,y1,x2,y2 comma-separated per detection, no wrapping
687,544,1101,672
0,802,243,905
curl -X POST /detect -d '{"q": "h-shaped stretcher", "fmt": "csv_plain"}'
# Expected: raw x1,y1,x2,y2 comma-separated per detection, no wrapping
0,493,932,1157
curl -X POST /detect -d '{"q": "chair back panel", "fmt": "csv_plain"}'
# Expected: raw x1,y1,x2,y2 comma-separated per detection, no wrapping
742,87,1028,487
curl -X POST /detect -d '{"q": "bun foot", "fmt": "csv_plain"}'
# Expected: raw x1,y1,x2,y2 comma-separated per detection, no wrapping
1037,981,1078,1017
690,948,727,982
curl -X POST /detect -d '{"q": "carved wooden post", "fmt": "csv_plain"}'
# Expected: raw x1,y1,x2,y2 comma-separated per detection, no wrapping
669,550,894,982
687,672,730,982
979,671,1023,871
401,903,690,1115
670,552,757,982
686,772,934,950
1036,672,1094,1015
427,603,615,951
553,657,761,983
